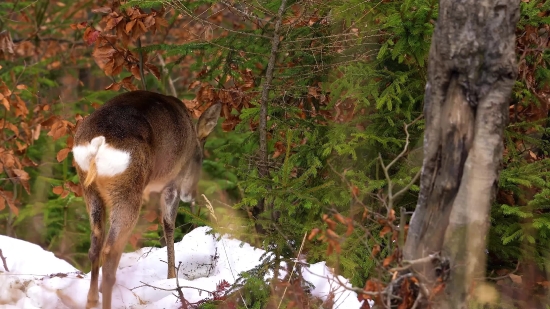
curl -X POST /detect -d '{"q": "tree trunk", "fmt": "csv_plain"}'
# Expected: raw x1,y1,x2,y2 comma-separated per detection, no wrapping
403,0,519,307
253,0,287,230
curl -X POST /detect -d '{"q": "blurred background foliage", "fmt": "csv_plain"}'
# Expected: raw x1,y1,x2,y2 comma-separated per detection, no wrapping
0,0,549,307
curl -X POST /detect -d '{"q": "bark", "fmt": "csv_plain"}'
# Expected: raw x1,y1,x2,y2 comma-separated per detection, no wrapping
403,0,519,306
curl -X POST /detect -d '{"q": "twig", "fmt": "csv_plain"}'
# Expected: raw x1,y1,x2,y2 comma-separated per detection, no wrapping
132,280,212,295
157,54,177,97
202,195,249,309
386,282,392,309
276,232,307,309
411,292,423,309
486,261,520,281
136,38,147,91
389,252,441,273
202,194,218,222
379,115,423,214
0,249,9,272
174,262,191,309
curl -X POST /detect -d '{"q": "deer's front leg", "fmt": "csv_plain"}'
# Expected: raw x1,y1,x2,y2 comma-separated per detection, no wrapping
161,184,179,279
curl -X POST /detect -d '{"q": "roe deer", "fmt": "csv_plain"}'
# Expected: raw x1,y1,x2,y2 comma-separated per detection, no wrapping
72,90,221,309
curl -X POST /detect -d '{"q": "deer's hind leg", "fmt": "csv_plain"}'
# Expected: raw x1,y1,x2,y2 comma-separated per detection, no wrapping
99,171,147,309
160,183,179,279
83,185,106,309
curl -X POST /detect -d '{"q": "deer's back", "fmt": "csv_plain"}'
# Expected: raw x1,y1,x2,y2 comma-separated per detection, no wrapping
74,91,197,187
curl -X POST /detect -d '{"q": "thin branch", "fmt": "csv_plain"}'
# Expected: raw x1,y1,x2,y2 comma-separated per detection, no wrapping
379,115,423,213
0,249,9,272
137,38,147,91
393,169,421,201
133,280,212,294
157,54,177,97
255,0,288,219
276,232,307,309
486,261,520,281
411,292,423,309
389,252,441,273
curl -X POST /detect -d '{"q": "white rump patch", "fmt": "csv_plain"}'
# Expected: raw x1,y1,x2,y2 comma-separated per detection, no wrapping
72,136,131,177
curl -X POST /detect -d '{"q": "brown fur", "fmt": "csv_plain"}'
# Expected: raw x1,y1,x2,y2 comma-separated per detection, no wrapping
73,90,221,309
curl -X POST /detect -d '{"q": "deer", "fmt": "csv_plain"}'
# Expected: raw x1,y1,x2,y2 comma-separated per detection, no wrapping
71,90,221,309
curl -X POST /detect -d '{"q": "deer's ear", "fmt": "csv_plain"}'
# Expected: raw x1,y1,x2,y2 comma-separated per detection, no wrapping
197,103,221,140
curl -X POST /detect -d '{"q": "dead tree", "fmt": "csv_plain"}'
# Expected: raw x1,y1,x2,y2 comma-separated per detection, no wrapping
403,0,520,307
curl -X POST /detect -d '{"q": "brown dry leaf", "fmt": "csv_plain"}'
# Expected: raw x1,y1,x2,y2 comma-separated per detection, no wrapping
41,116,59,127
431,283,446,297
372,244,381,257
308,228,320,241
105,81,122,91
143,15,155,29
334,213,346,224
146,64,161,80
0,151,16,169
129,233,140,248
105,15,124,31
509,274,522,284
325,218,337,230
0,190,18,216
326,243,333,255
92,6,112,14
1,96,9,110
70,22,88,30
398,278,414,309
326,229,340,239
379,225,392,237
146,224,158,231
83,27,100,46
388,209,396,222
121,75,138,91
272,141,285,159
21,157,38,167
57,148,71,162
130,65,141,80
0,119,19,136
125,19,137,34
66,136,74,149
308,86,319,98
345,218,354,236
0,194,4,211
47,121,68,140
13,95,29,117
12,168,29,182
383,255,394,268
0,30,15,60
154,16,169,28
351,185,359,197
52,186,64,195
66,181,83,197
144,209,158,222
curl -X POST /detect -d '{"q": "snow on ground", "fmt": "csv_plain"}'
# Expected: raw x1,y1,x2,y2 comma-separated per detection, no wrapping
0,227,365,309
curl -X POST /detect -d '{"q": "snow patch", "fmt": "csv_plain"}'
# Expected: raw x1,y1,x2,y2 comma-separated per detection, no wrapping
0,227,366,308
